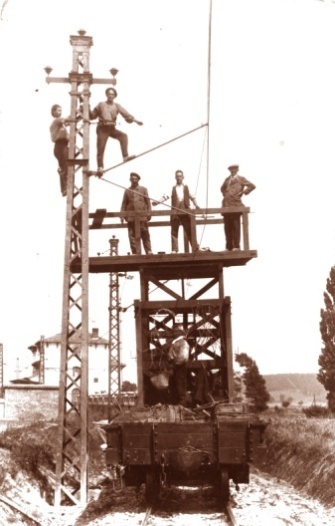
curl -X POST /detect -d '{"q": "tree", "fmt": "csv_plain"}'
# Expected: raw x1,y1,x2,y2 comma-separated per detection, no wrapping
233,370,244,403
235,352,270,412
279,394,293,408
318,266,335,411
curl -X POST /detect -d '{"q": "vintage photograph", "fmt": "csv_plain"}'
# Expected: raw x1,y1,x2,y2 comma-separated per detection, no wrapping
0,0,335,524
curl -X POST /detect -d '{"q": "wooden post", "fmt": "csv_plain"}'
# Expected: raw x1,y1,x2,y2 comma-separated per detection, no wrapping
134,215,141,254
242,210,249,250
223,296,234,401
189,213,198,252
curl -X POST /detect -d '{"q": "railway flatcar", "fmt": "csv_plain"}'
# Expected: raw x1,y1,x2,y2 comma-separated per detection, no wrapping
102,251,267,505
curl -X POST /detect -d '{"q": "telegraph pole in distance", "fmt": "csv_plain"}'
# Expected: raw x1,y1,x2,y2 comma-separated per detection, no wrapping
108,237,121,421
0,344,3,399
45,30,117,506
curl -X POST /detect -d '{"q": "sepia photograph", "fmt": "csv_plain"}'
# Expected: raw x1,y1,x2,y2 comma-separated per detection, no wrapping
0,0,335,524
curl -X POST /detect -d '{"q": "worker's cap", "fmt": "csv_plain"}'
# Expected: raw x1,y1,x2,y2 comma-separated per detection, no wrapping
130,172,141,180
228,164,239,170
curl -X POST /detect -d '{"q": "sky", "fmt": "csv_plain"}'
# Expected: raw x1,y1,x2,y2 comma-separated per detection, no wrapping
1,0,335,384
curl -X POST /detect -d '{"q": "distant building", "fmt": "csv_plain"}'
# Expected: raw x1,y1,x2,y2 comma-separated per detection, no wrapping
12,328,125,395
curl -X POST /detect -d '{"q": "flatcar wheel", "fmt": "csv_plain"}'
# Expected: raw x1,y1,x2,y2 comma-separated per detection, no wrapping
217,467,230,506
145,469,160,505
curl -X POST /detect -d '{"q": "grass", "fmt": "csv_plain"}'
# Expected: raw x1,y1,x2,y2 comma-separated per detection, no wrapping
255,409,335,507
1,407,335,510
0,412,106,502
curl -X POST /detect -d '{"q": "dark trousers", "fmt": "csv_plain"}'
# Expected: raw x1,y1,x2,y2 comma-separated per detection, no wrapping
127,221,152,254
96,124,128,167
54,139,68,194
171,214,195,252
169,363,187,405
224,213,241,250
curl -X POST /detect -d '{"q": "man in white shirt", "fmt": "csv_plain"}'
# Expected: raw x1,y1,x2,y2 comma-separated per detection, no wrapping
90,87,143,174
154,170,200,253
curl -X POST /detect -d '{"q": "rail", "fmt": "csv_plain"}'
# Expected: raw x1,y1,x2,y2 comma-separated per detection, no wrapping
89,207,252,255
139,504,236,525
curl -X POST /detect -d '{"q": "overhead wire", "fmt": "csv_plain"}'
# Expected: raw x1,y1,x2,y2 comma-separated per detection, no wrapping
96,123,208,176
184,0,213,295
97,0,216,355
97,175,205,219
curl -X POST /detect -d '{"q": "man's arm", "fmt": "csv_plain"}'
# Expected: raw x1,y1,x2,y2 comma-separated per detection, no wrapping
240,176,256,195
144,188,152,220
120,190,129,223
220,179,228,195
117,104,143,126
189,195,200,208
152,193,169,206
188,186,200,209
89,103,99,120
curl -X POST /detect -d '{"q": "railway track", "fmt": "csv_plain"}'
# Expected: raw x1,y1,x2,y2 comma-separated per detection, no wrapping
225,503,237,526
139,503,237,526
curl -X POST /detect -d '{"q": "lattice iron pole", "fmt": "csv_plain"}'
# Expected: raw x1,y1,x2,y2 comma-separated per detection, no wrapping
0,344,3,398
45,30,115,506
108,237,121,420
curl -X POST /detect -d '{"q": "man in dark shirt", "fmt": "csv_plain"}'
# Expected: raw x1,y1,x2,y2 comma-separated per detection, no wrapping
121,172,152,255
221,164,256,251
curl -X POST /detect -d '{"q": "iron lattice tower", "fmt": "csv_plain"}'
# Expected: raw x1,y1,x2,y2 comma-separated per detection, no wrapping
0,344,3,398
108,237,121,419
46,30,112,506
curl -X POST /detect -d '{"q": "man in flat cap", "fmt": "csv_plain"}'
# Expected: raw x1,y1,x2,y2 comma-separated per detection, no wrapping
121,172,153,255
220,164,256,251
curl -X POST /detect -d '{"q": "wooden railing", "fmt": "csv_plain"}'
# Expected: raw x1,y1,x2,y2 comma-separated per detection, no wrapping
89,207,251,254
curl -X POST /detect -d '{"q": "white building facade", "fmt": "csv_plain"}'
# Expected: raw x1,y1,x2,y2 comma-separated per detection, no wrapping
26,328,120,395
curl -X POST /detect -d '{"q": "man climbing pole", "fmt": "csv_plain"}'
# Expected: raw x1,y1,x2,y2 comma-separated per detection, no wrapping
50,104,69,196
89,87,143,174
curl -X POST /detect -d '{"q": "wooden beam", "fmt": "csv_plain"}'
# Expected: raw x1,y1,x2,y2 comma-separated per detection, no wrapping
91,208,107,228
136,299,222,311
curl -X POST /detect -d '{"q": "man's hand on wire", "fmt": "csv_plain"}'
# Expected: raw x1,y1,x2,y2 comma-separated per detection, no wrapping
152,194,169,206
134,119,143,126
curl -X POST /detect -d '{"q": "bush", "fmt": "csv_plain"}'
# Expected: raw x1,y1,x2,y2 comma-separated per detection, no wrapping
0,421,56,481
302,405,334,418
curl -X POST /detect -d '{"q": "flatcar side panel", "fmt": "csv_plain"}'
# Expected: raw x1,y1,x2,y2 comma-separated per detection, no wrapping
122,422,152,465
105,423,122,465
154,422,216,471
217,420,249,464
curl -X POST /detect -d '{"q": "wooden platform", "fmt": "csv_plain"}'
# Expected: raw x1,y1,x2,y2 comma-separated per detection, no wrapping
71,249,257,278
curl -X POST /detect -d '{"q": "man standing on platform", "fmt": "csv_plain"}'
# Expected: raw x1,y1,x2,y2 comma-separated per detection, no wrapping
153,170,200,253
220,164,256,251
121,172,153,255
170,170,200,253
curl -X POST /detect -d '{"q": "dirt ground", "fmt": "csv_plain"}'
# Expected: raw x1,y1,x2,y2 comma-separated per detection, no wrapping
1,459,335,526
